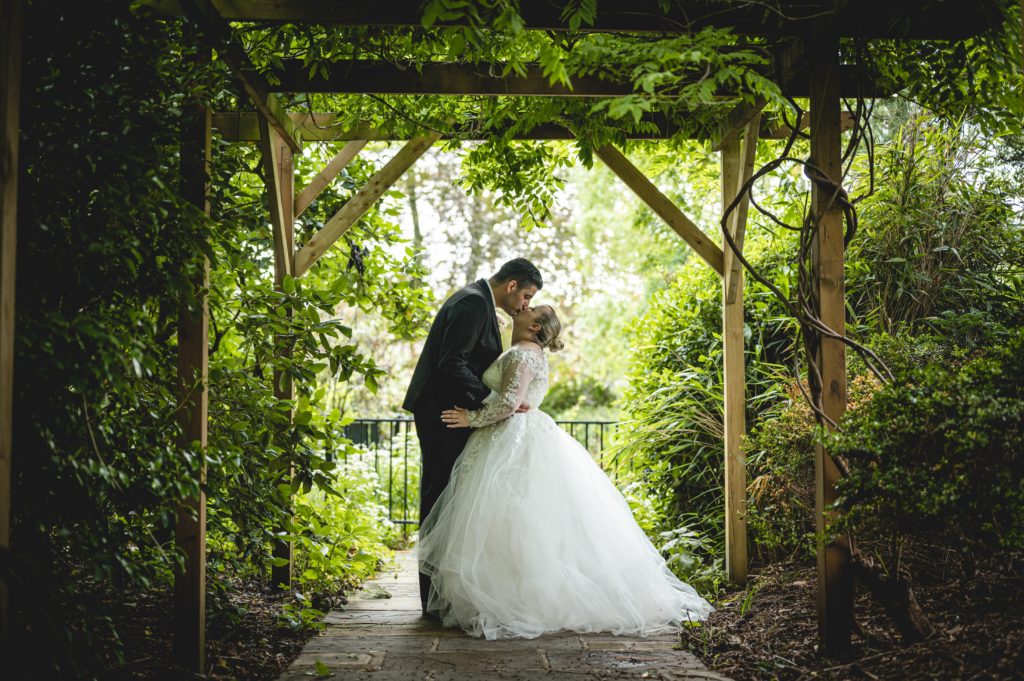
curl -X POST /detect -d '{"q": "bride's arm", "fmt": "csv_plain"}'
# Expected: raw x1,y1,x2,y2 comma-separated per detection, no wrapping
441,353,535,428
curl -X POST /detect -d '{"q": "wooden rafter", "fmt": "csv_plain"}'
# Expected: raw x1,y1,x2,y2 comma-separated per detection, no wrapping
258,118,294,281
266,58,893,99
294,140,367,218
596,144,724,276
211,111,855,143
144,0,1004,39
723,111,761,304
293,132,442,277
182,0,301,152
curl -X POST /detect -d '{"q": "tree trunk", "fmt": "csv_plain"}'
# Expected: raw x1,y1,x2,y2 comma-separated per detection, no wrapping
851,549,935,642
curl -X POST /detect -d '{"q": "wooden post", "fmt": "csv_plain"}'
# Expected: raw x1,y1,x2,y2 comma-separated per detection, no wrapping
720,135,747,585
259,121,295,589
0,0,22,643
808,35,853,654
173,105,211,672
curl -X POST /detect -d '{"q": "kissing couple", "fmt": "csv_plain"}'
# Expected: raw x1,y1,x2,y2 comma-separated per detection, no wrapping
403,258,712,640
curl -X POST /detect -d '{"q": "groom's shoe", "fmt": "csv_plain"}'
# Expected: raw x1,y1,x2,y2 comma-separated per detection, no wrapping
421,608,441,622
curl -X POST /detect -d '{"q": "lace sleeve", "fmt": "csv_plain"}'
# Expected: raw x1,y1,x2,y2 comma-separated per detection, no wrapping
466,350,537,428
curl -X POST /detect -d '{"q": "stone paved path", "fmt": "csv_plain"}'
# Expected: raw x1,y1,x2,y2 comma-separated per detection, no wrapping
276,551,731,680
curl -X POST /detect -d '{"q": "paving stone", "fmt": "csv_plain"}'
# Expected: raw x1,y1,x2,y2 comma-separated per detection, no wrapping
316,624,466,638
275,550,729,681
435,632,584,652
324,609,426,625
345,596,424,610
301,635,436,655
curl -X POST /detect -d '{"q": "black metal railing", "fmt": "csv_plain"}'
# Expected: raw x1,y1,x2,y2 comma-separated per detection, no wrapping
338,417,622,528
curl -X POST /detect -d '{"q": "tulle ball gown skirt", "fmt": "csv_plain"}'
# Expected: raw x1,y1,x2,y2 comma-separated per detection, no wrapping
417,411,713,640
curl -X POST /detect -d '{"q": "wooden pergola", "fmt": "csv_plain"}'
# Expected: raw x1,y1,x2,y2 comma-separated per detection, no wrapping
0,0,1005,673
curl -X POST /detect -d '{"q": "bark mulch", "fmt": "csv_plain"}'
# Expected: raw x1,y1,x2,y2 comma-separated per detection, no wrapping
96,578,316,681
681,550,1024,680
6,575,322,681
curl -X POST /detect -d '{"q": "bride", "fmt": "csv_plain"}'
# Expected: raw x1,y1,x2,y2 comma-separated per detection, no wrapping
418,304,713,640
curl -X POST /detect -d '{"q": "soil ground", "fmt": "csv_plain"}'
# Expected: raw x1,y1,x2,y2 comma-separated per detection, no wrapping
683,548,1024,680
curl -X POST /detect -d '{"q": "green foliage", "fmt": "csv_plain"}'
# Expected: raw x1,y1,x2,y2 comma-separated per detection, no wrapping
866,1,1024,135
744,382,817,563
8,2,432,676
290,460,398,606
11,9,220,675
744,374,881,563
831,329,1024,553
657,527,726,598
847,114,1024,334
542,375,617,419
615,237,793,558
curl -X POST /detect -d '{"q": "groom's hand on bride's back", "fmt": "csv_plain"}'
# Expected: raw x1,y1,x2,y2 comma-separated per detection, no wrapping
515,401,530,413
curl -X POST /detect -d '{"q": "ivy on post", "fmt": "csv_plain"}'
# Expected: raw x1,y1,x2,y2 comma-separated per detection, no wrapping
173,75,212,674
259,118,297,590
808,33,854,654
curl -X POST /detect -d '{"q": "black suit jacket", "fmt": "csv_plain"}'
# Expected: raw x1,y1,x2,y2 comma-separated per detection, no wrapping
403,279,502,416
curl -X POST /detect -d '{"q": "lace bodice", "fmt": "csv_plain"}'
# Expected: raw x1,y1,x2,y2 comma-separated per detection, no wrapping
466,346,549,428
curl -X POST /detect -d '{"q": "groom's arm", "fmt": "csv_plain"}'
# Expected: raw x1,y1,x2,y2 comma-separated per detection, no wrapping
437,298,492,410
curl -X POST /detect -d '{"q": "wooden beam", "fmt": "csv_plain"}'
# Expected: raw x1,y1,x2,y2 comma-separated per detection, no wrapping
173,104,211,674
182,0,301,152
720,134,747,586
294,140,367,218
595,144,724,276
259,119,294,282
712,41,805,152
214,112,676,142
271,59,633,96
0,0,22,643
713,98,765,153
809,35,853,655
724,111,761,304
141,0,1004,39
294,132,441,277
267,59,894,99
212,111,855,143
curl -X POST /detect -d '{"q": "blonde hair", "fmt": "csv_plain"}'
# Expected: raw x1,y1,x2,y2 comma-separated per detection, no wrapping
534,306,564,352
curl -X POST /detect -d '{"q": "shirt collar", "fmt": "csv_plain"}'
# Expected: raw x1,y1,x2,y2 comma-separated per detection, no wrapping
486,281,497,312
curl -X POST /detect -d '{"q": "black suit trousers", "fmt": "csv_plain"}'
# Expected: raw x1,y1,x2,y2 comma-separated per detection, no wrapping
414,409,472,610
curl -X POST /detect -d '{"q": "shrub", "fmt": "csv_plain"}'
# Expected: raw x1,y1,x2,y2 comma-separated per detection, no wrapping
615,240,794,555
289,459,399,615
831,328,1024,555
745,374,881,563
542,375,618,420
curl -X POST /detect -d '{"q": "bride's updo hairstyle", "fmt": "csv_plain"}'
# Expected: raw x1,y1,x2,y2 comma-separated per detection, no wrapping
534,306,565,352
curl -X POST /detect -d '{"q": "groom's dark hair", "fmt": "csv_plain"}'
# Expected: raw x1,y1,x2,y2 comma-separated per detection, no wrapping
492,258,543,290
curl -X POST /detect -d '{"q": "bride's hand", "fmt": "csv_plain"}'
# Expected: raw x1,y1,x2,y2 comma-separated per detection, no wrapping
441,407,470,428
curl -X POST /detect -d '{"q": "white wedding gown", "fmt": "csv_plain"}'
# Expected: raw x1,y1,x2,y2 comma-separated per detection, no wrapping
417,345,713,640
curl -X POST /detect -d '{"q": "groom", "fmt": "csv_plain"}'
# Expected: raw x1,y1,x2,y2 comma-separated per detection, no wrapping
403,258,543,613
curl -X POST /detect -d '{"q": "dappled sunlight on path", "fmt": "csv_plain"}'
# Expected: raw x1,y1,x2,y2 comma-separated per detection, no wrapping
276,551,731,680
